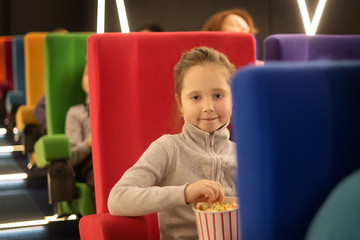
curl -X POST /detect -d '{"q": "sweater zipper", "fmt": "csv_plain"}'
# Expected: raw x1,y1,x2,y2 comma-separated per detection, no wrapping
209,133,215,149
209,134,218,181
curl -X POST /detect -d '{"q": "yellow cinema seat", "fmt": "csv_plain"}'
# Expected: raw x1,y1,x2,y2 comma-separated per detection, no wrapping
16,32,48,154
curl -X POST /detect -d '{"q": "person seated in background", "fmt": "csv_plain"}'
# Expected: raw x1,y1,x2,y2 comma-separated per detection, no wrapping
65,63,95,210
136,22,164,32
24,95,47,168
34,95,46,134
202,8,258,34
202,8,263,65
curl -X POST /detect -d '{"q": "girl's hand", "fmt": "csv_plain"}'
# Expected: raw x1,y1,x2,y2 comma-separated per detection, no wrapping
185,179,224,203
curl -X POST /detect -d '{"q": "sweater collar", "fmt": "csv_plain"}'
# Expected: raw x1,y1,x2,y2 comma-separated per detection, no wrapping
181,119,231,151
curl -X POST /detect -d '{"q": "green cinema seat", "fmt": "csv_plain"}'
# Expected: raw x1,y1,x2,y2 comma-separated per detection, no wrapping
34,32,94,217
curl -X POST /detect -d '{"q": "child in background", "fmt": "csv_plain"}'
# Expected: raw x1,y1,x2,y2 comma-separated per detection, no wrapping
65,63,95,210
108,47,237,239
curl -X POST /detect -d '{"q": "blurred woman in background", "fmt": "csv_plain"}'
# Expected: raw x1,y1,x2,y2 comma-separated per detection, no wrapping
202,8,258,34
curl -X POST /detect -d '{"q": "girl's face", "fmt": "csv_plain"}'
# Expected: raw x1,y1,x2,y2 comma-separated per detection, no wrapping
221,14,250,33
178,63,232,133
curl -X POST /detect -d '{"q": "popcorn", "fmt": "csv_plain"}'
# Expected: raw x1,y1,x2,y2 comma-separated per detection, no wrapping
195,202,238,212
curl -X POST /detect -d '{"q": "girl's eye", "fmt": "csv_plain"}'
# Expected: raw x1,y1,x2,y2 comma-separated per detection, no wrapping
214,93,224,98
191,96,200,100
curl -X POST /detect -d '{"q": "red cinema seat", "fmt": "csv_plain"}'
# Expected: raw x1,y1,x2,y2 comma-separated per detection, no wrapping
79,32,256,240
0,37,14,124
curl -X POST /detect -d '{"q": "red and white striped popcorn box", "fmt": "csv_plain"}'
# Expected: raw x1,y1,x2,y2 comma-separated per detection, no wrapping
193,197,240,240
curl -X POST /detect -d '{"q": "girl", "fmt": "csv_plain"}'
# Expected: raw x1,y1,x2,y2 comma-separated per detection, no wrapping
108,47,237,239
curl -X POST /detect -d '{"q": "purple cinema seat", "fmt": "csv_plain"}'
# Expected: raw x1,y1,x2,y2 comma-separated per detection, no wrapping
264,34,360,62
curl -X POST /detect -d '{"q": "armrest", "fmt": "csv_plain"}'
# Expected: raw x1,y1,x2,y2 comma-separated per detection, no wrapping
79,213,152,240
34,134,71,168
5,90,25,113
57,183,95,216
15,105,39,131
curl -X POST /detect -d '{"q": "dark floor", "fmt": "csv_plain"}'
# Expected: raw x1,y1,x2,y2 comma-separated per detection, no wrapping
0,134,81,240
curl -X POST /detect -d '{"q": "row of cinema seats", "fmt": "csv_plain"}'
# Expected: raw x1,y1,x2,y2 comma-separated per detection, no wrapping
0,32,95,217
77,32,360,240
0,33,47,150
2,32,360,239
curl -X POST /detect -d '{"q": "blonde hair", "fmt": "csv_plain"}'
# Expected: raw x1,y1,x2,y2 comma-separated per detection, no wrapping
174,47,235,100
202,8,258,34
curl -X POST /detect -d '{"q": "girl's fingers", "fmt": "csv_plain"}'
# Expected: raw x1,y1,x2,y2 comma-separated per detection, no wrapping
217,188,225,203
202,183,224,203
185,180,225,203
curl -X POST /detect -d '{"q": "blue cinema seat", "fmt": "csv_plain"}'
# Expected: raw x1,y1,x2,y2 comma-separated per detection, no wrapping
5,35,26,141
6,35,26,113
231,61,360,240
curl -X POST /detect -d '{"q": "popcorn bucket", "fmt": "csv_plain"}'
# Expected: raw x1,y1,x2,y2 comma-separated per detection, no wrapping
193,197,240,240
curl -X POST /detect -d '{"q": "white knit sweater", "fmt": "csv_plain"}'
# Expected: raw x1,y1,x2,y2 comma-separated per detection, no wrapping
108,120,237,239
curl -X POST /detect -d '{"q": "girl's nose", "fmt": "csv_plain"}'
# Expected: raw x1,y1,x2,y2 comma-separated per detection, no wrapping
203,99,215,112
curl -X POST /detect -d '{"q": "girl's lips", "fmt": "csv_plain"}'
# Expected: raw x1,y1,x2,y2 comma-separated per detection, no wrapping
200,117,218,121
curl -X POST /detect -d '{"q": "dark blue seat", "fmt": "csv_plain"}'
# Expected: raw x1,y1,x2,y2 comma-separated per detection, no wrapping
6,35,26,113
231,61,360,240
5,35,26,141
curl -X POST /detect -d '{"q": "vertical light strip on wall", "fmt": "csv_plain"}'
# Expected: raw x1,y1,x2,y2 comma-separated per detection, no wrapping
116,0,130,33
297,0,311,34
310,0,327,35
297,0,327,36
97,0,105,33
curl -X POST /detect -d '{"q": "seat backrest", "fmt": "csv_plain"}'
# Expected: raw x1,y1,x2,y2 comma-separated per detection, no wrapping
12,35,26,101
264,34,360,62
24,32,48,106
44,33,91,135
0,37,9,84
87,32,256,214
0,37,14,88
4,38,14,88
231,61,360,240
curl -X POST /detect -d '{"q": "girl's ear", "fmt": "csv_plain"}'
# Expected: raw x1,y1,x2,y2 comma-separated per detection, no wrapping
175,94,183,114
